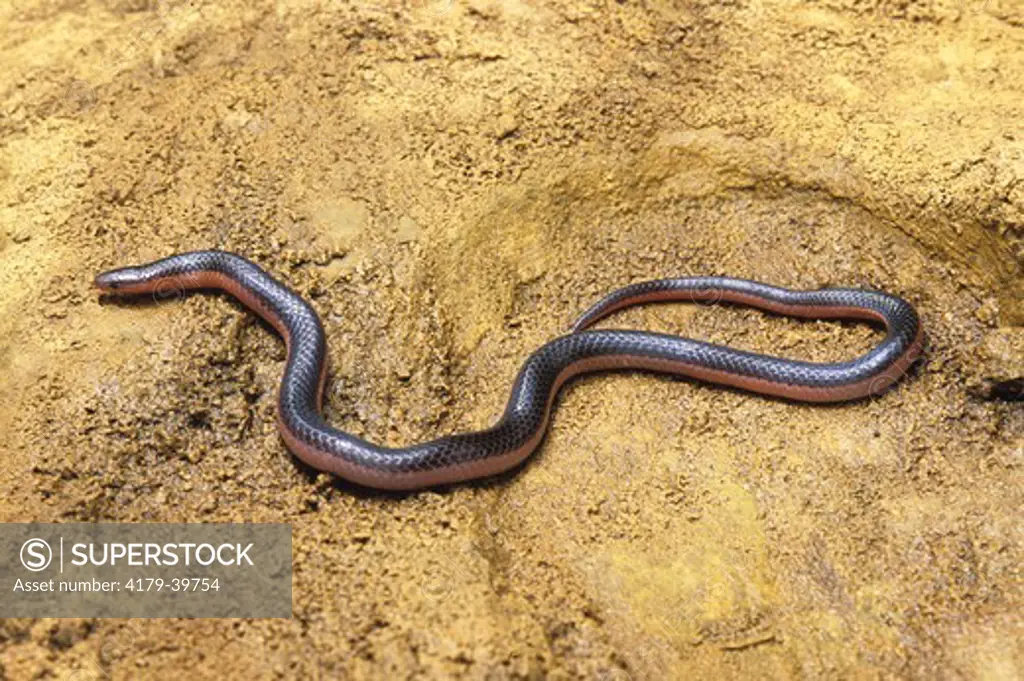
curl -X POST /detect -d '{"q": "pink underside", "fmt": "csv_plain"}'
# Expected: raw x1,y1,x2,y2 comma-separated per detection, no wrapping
101,274,924,490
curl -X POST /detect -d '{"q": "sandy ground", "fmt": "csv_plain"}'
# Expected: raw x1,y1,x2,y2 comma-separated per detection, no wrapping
1,0,1022,678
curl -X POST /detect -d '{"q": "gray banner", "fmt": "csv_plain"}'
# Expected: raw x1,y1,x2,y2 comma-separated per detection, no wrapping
0,524,291,618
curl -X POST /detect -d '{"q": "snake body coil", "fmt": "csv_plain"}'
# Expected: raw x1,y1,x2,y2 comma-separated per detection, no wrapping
95,251,924,490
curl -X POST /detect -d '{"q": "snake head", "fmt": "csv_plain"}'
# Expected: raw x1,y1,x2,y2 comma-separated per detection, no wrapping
94,267,147,293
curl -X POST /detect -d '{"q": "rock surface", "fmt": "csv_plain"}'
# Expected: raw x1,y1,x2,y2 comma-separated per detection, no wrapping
1,0,1021,678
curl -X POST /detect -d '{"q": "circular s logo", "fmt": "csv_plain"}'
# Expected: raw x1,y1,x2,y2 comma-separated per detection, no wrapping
20,538,52,572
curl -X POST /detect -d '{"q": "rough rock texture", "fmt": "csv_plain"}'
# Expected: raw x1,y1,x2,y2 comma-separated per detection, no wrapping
1,0,1021,678
967,327,1024,400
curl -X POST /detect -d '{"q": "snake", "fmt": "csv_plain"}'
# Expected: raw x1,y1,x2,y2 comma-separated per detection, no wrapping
94,250,925,490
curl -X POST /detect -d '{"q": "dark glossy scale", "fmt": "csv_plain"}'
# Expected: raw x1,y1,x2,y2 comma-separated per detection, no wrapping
95,251,922,484
570,276,921,384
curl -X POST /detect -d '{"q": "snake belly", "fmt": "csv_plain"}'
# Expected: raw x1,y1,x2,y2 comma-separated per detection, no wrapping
94,250,925,490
